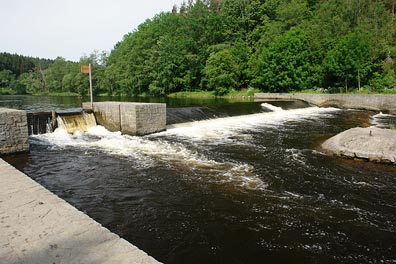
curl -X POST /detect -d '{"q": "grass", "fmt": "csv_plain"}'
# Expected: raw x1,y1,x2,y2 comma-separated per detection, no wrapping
167,91,216,98
29,91,80,96
295,87,396,95
168,88,261,98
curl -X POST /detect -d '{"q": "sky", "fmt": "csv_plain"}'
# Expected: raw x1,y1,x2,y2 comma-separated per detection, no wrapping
0,0,185,61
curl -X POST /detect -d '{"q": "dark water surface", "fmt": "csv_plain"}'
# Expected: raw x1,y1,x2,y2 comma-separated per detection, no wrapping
3,96,396,264
0,94,253,112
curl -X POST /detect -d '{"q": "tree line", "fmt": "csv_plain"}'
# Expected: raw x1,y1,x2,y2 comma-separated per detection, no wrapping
1,0,396,96
0,51,109,95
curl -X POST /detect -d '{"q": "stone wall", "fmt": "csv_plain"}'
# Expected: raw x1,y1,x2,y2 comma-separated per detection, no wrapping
83,102,166,136
255,93,396,113
0,108,29,155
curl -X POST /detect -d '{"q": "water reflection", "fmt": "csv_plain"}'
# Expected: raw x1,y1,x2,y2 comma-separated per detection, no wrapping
0,94,255,112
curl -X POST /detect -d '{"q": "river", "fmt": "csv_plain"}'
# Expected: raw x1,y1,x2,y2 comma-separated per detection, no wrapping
1,95,396,264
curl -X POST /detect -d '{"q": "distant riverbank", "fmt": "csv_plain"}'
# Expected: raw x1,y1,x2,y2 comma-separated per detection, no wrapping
0,89,260,99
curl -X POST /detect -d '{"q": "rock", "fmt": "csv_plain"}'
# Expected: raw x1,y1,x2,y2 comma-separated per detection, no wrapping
322,127,396,164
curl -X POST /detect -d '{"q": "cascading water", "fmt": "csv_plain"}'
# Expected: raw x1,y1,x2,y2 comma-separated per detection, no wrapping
27,112,54,135
56,112,97,134
370,112,396,128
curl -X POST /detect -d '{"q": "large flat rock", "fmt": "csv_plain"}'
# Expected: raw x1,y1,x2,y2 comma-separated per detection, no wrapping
322,127,396,163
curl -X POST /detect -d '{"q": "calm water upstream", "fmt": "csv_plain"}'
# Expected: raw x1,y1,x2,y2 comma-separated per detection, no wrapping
2,95,396,264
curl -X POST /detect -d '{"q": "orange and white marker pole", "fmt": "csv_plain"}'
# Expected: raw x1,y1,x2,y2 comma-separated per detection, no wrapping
81,64,93,109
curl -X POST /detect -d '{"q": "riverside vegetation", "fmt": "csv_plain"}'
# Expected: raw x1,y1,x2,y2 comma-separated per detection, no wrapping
1,0,396,96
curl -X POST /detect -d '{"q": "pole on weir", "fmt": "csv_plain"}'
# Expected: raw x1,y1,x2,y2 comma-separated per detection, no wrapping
89,63,93,110
81,63,94,110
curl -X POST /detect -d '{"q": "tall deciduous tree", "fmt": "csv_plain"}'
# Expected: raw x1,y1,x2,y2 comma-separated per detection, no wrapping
324,31,371,91
252,28,317,92
204,49,240,95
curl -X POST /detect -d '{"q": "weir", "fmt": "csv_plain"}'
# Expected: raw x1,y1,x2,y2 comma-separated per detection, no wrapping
255,93,396,113
56,112,97,134
1,103,168,262
27,109,89,135
27,112,54,135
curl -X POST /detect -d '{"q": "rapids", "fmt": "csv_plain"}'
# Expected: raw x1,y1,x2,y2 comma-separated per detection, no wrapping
4,100,396,264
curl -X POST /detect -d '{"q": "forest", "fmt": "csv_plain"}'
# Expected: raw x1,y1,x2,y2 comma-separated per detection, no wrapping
1,0,395,96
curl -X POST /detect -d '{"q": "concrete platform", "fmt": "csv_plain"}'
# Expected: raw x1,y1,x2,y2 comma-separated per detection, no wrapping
0,158,161,264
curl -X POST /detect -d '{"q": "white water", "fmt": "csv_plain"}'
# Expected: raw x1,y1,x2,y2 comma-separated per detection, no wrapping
32,104,339,191
370,112,395,128
56,113,97,134
165,105,339,140
33,125,266,190
261,102,285,112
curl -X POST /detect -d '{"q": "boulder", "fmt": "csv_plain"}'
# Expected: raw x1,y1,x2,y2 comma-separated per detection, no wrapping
322,127,396,163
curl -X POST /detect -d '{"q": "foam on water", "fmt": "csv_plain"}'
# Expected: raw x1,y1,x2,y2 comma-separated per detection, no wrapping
31,104,339,191
32,125,266,191
261,102,285,112
370,112,396,128
165,106,339,140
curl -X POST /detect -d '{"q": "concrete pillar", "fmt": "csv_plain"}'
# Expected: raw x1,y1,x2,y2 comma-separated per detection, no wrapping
83,102,166,136
0,108,29,155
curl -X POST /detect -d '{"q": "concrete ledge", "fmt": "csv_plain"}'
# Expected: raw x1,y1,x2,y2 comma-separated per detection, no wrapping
255,93,396,113
83,102,166,136
0,158,161,264
321,127,396,163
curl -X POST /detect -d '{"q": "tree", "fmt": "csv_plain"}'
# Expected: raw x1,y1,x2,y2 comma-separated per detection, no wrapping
324,31,371,91
0,70,16,88
251,28,318,92
18,72,42,94
204,49,240,95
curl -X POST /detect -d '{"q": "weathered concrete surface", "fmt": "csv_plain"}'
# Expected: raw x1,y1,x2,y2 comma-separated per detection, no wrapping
0,158,161,264
0,108,29,155
83,102,166,136
322,127,396,163
255,93,396,113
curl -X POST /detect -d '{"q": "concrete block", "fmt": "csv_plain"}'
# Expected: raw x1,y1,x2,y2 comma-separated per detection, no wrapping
83,102,166,136
0,108,29,155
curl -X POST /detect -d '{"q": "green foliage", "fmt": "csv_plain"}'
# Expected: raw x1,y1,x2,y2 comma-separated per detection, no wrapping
204,49,240,95
0,70,15,88
252,28,317,92
324,31,371,91
2,0,396,95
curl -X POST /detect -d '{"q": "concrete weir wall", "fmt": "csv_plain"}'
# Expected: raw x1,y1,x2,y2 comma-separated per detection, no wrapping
255,93,396,113
0,108,29,155
0,158,160,264
83,102,166,136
